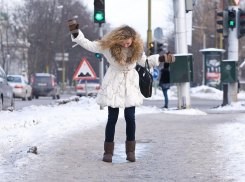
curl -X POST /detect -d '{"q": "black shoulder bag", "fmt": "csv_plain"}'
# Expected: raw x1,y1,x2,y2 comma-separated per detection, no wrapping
135,59,153,98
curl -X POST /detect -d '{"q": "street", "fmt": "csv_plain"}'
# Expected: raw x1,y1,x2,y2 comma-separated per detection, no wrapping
143,97,223,110
13,93,74,110
13,93,226,111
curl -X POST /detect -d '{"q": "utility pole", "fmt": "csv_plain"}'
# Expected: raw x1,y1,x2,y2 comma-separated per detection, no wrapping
62,8,65,92
203,33,206,85
46,11,49,74
173,0,191,109
219,0,223,49
215,0,218,48
147,0,152,56
227,0,239,103
94,0,105,110
57,5,65,91
193,25,207,85
99,24,104,110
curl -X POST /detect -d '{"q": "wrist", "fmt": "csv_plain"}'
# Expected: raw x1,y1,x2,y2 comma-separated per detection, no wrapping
159,54,167,63
71,29,79,34
72,33,79,38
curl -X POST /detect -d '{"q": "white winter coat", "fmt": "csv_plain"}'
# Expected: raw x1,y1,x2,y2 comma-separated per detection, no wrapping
72,30,160,108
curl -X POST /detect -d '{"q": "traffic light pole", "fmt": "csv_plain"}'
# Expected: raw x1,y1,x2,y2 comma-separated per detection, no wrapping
147,0,152,56
227,5,238,103
228,6,239,60
94,0,105,109
217,1,240,105
173,0,191,109
99,23,104,110
154,40,157,95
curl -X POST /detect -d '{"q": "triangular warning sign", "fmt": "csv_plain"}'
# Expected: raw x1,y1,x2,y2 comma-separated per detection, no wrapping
73,58,97,80
233,0,240,6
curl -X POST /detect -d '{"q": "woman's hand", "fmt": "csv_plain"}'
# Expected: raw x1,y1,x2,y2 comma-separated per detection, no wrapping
159,51,175,63
68,19,79,38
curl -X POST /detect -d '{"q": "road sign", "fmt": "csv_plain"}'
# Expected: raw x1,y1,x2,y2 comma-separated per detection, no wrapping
152,68,159,79
154,27,163,39
55,53,69,61
73,58,97,80
233,0,240,6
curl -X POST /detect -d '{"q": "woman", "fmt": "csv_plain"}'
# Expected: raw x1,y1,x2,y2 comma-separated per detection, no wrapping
159,63,170,109
68,19,175,163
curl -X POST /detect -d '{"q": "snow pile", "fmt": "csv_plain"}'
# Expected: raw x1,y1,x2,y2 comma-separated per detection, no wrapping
190,85,223,100
238,90,245,100
214,101,245,111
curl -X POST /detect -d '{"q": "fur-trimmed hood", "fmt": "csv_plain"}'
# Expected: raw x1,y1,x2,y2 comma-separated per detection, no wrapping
109,41,144,67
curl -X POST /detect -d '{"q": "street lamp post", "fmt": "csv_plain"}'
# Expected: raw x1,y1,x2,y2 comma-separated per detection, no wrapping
6,54,10,75
57,5,65,91
62,15,65,91
192,25,207,85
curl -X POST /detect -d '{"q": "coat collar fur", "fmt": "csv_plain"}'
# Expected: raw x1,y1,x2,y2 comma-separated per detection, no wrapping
109,42,143,66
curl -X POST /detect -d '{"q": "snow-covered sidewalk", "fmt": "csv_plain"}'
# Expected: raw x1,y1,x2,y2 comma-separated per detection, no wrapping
1,85,245,181
1,99,245,181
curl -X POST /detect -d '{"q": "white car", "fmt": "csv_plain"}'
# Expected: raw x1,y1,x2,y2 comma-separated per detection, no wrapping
7,75,32,101
76,78,100,97
0,66,14,110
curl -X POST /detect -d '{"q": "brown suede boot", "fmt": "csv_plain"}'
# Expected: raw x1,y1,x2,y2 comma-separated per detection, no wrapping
125,141,136,162
103,142,114,162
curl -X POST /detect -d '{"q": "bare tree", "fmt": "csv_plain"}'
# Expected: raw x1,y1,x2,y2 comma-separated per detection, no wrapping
14,0,110,84
0,1,18,74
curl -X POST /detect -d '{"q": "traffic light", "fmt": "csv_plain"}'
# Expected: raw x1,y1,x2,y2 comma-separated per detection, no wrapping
94,0,105,23
228,9,236,29
217,10,228,37
149,42,155,55
237,9,245,38
156,42,163,53
95,53,101,58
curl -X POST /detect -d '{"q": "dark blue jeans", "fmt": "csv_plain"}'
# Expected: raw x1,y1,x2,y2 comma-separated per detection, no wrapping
162,89,168,107
105,106,135,142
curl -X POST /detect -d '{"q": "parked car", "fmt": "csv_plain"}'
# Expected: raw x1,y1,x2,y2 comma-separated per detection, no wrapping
31,73,61,99
0,66,14,111
76,78,100,97
7,75,32,101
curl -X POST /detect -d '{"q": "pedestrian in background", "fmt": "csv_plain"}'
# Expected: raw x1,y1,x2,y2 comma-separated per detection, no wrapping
68,19,175,163
159,63,170,109
238,79,240,93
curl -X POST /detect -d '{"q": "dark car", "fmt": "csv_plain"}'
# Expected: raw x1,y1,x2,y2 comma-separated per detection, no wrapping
0,66,14,111
31,73,61,99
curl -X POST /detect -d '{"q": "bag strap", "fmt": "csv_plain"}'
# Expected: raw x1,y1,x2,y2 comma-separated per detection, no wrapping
145,59,150,71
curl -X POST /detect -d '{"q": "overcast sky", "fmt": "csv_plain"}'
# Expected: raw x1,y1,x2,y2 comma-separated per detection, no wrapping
82,0,174,42
8,0,174,42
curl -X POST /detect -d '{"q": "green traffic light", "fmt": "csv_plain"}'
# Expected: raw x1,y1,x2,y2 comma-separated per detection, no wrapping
229,20,235,26
95,53,100,58
94,12,104,21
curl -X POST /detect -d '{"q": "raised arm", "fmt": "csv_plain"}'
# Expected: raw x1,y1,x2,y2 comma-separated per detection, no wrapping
137,51,175,68
68,19,102,53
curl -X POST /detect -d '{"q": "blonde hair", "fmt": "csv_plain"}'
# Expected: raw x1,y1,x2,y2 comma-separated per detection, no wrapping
97,25,144,66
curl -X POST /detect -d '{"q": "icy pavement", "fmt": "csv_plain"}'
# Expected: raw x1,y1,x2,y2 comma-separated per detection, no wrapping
1,95,245,181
